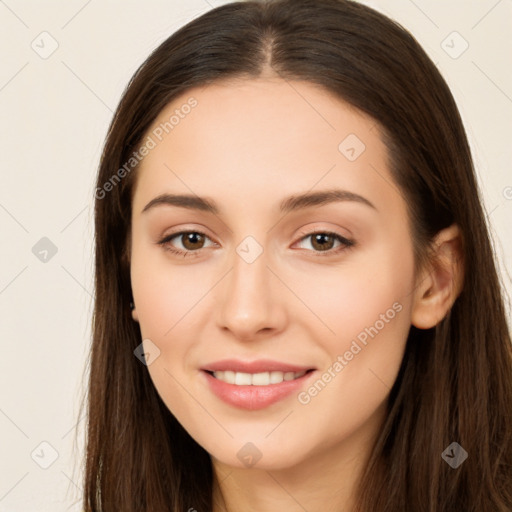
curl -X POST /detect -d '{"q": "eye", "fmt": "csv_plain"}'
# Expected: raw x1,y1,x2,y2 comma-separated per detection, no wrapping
157,229,355,258
294,230,355,257
157,230,216,257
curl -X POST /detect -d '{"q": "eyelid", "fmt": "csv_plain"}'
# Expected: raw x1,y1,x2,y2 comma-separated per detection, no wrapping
157,228,216,257
293,229,355,256
157,227,355,257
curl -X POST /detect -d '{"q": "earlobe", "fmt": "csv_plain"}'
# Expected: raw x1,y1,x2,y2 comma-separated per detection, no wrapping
411,224,464,330
130,300,139,322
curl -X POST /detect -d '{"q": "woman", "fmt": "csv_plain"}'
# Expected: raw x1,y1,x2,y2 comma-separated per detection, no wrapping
83,0,512,510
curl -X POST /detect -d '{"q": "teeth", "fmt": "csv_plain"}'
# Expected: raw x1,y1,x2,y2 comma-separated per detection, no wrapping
212,370,307,386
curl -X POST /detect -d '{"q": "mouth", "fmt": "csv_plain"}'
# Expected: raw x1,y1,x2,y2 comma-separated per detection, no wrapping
200,362,316,410
205,369,314,386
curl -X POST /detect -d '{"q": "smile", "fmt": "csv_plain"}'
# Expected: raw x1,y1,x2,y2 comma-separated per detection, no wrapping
202,367,316,411
210,370,308,386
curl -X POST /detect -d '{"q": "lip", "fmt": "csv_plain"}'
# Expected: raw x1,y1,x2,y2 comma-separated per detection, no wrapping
201,358,315,374
201,367,316,411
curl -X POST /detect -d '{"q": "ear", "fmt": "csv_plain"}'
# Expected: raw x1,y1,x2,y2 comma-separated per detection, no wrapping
125,228,139,322
411,224,464,329
132,307,139,322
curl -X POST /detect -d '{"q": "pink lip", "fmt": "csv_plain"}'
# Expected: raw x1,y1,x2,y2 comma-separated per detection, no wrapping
201,358,315,373
201,368,316,411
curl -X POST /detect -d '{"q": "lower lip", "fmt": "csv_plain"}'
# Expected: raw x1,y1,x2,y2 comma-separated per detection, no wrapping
202,370,315,411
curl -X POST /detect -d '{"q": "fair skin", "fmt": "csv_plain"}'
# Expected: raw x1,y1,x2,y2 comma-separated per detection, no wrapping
129,76,463,512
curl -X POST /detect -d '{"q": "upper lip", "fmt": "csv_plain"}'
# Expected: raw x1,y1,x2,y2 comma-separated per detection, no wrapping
201,359,315,374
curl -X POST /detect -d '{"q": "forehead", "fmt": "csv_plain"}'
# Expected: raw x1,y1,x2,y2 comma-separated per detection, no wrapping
131,77,398,219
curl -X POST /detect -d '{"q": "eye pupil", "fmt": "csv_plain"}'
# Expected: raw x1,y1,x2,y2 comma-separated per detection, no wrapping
311,233,334,251
183,232,205,250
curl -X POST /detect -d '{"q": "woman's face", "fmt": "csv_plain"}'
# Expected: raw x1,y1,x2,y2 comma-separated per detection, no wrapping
129,77,416,470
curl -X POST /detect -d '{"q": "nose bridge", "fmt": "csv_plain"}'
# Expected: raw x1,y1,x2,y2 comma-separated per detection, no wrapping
216,234,284,338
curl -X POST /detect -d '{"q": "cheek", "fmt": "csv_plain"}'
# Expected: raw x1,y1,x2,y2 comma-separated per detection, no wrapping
130,249,208,425
292,241,414,411
292,241,415,346
130,238,208,341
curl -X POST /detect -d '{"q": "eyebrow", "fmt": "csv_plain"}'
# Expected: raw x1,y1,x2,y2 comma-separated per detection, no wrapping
141,189,377,215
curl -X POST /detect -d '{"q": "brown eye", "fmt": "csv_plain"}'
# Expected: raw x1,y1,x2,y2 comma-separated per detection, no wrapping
181,232,206,250
295,231,355,257
157,230,215,257
310,233,336,251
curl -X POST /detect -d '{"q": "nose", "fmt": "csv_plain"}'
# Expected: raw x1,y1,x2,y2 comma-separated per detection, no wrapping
216,243,287,341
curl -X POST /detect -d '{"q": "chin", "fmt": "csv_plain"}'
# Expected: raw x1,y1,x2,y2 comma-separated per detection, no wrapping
201,435,312,471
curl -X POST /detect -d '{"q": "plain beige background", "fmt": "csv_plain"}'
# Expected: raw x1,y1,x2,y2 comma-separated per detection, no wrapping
0,0,510,510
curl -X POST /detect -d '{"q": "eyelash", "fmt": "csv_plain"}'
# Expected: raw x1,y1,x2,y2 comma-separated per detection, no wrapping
157,229,355,258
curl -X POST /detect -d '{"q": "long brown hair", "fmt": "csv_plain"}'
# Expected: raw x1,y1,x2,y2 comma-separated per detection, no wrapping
82,0,512,510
